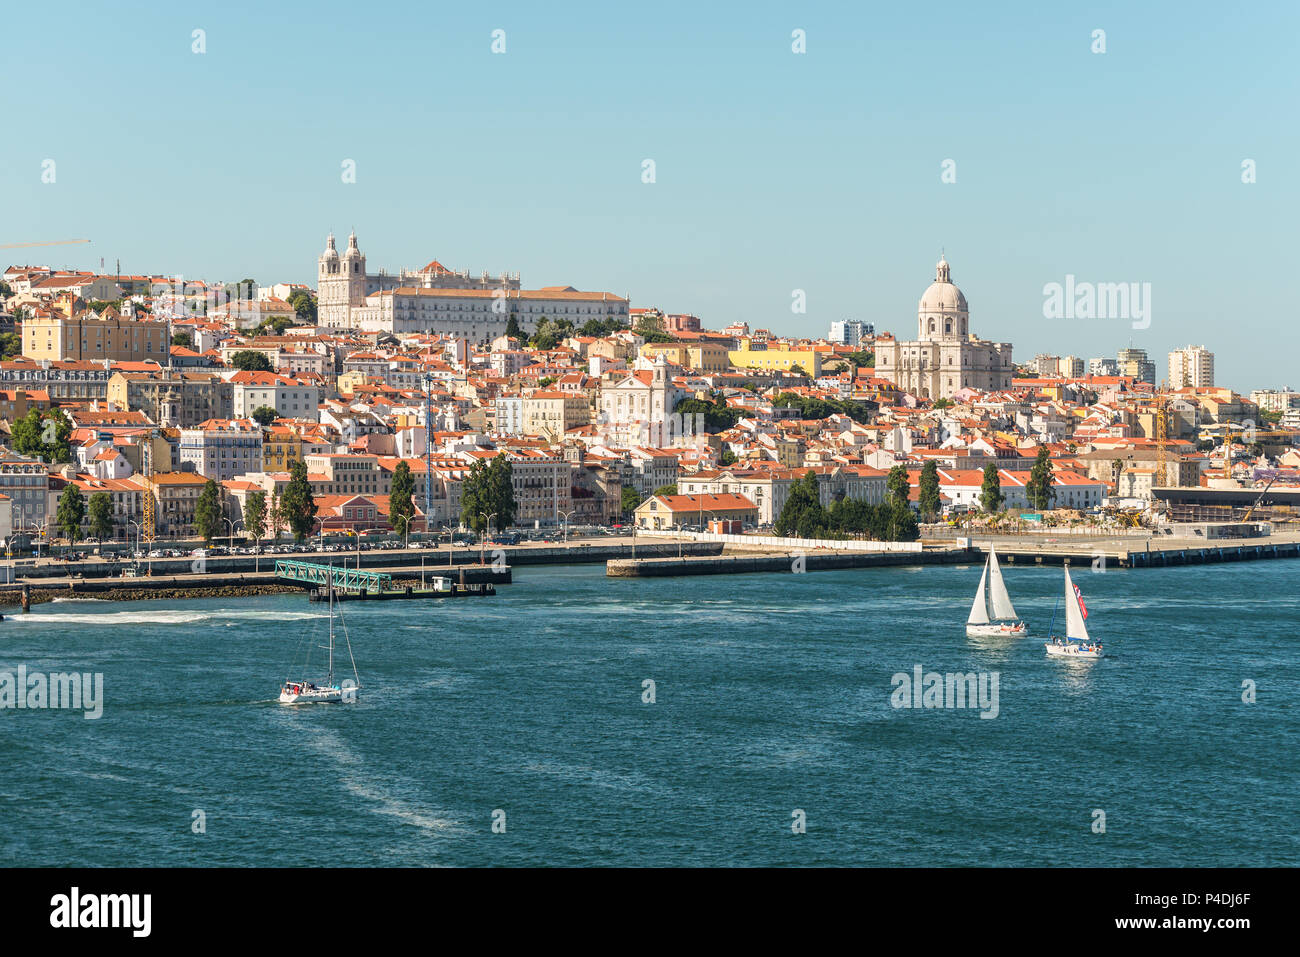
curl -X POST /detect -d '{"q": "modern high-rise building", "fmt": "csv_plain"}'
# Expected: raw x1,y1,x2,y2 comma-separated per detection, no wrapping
1059,355,1085,377
1168,345,1214,389
1116,347,1156,384
1032,353,1061,376
829,320,872,346
1089,357,1119,376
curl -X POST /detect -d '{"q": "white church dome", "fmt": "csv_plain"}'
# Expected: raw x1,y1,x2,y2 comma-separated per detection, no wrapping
918,256,967,314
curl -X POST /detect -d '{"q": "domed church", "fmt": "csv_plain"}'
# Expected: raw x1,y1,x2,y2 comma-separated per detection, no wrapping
874,256,1014,399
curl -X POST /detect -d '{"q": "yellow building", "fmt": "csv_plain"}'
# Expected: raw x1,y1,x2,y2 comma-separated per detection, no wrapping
335,370,370,396
22,306,169,363
522,389,590,439
639,341,731,374
728,339,822,376
263,425,304,472
134,472,209,538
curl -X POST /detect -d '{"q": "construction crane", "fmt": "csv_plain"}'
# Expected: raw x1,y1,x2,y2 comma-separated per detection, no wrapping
0,239,91,250
1243,478,1277,522
1211,427,1300,480
141,430,157,559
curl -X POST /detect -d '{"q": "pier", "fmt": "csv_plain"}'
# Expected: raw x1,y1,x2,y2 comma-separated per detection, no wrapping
606,531,1300,577
276,559,498,600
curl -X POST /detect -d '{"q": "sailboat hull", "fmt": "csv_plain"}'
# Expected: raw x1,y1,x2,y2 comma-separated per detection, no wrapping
1044,640,1102,659
279,685,347,704
966,622,1028,637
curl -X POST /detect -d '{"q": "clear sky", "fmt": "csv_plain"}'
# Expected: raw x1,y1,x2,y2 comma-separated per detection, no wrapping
3,1,1295,391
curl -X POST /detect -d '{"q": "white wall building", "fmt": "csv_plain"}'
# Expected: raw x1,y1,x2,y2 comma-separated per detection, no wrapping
874,257,1014,400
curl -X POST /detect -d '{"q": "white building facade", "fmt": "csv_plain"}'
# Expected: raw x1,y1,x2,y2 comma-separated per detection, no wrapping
875,257,1013,400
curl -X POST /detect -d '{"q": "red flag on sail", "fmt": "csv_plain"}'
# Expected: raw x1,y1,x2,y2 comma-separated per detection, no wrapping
1073,583,1088,619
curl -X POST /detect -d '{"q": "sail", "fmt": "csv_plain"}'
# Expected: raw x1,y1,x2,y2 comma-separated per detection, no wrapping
1063,567,1090,642
967,560,990,624
987,546,1017,621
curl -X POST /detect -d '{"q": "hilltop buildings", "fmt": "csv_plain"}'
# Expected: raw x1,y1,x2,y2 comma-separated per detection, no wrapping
316,232,628,338
874,257,1013,400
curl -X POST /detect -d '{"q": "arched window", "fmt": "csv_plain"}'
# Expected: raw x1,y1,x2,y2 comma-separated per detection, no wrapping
945,320,952,334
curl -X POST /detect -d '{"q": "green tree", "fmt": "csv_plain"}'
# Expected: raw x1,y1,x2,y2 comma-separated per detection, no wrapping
254,315,293,336
775,470,824,537
269,488,284,541
194,479,223,544
505,315,523,341
229,350,273,372
389,460,416,539
171,331,193,348
652,483,678,497
675,395,745,433
280,460,317,541
918,460,941,522
720,449,738,466
579,316,623,337
12,408,72,463
487,455,517,530
87,491,114,541
460,459,493,533
250,405,278,426
621,485,642,516
845,349,874,369
56,484,86,542
0,332,22,359
245,491,267,548
1025,447,1056,511
886,465,911,511
287,290,317,324
979,463,1005,514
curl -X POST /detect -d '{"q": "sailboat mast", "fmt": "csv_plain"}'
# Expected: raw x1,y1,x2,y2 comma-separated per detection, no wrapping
327,571,335,684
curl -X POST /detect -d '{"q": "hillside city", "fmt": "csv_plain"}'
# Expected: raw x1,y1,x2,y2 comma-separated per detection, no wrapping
0,235,1294,554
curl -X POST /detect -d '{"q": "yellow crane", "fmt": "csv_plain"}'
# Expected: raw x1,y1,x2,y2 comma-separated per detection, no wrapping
141,431,157,553
1211,427,1300,480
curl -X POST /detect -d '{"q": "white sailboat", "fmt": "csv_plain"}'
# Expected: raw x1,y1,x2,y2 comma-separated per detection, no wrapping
965,546,1028,636
1044,566,1103,659
280,579,361,704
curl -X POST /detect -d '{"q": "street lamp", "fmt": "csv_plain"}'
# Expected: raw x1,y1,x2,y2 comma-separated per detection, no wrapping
477,511,497,566
221,517,237,552
559,509,576,547
24,523,48,561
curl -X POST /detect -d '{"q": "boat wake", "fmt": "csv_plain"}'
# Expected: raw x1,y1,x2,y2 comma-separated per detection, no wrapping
298,728,462,837
12,608,324,627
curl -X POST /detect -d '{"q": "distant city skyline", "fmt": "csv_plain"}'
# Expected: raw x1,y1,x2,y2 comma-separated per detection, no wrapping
4,1,1295,391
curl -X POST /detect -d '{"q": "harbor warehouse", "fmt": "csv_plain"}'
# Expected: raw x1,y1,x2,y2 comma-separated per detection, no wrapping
634,492,758,530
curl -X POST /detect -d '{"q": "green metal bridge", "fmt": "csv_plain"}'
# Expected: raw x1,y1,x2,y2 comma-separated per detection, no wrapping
275,559,393,592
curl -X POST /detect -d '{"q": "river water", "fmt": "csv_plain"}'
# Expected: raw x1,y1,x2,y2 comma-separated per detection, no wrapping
1,560,1294,866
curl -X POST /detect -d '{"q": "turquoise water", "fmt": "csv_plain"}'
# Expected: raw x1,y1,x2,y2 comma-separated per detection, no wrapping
0,560,1295,867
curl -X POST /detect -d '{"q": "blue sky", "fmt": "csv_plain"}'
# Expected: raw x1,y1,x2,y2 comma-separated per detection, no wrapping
3,1,1296,390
